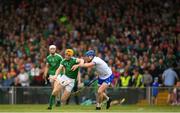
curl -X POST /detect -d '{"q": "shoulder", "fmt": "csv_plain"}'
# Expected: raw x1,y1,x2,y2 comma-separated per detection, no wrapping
55,53,63,58
92,56,100,62
46,55,52,61
47,54,51,59
70,57,77,62
71,57,77,60
91,57,101,65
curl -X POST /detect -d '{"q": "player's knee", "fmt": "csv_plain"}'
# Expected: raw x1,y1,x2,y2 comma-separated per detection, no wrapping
97,89,103,95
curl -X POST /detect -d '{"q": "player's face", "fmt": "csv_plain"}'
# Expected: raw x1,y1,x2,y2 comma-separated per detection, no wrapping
49,48,56,54
65,53,71,60
84,56,91,62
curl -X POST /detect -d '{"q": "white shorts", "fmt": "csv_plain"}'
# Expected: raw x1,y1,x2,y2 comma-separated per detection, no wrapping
57,75,75,92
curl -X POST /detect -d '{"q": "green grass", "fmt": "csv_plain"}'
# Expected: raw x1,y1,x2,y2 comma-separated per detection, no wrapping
0,105,180,112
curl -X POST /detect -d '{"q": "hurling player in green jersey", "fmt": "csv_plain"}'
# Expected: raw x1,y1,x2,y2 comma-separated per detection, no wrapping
43,45,63,106
47,49,84,110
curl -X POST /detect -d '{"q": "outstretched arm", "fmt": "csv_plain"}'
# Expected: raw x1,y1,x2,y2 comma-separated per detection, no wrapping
80,62,95,68
71,59,95,71
76,58,84,67
71,58,84,71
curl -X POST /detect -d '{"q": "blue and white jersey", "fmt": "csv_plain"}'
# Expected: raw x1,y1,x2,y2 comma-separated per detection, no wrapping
92,56,112,79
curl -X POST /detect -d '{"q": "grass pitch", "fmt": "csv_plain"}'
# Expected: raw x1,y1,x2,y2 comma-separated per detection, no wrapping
0,104,180,113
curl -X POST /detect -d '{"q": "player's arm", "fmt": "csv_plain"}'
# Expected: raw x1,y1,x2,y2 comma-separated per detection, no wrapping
174,71,179,81
54,64,64,79
71,58,84,71
80,62,95,68
43,63,49,79
76,58,84,67
49,64,64,81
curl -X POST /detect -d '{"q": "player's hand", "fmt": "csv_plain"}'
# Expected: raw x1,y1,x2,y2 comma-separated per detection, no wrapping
71,64,79,71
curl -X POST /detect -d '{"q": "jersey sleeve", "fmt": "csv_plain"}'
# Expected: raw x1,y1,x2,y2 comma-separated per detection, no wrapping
72,57,78,64
58,56,63,65
59,55,63,61
56,54,63,62
60,59,65,66
92,57,98,65
46,57,49,64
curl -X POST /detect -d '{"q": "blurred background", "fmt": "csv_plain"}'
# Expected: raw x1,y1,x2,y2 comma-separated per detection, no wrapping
0,0,179,106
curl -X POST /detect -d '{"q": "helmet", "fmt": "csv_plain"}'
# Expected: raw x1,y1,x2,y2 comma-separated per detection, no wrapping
65,49,74,56
85,50,95,57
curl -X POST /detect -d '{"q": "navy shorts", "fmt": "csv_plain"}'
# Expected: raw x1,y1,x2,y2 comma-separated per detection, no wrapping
98,74,114,85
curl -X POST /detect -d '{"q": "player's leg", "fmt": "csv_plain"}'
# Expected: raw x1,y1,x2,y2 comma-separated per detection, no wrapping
48,77,55,109
52,80,61,107
100,74,114,109
61,78,74,105
61,90,71,104
103,92,110,101
167,87,173,104
49,75,61,106
96,82,109,110
56,91,61,106
48,80,63,109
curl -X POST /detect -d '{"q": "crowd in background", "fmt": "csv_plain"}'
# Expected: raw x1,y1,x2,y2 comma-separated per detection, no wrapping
0,0,179,88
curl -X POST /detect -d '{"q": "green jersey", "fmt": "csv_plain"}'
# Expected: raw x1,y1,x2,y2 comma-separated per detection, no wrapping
46,53,63,75
61,57,79,79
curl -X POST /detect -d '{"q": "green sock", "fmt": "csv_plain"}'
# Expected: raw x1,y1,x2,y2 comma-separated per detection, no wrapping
49,95,55,108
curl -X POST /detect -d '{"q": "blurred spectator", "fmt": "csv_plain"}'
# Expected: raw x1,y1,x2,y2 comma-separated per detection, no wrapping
83,75,90,86
162,67,179,104
152,77,159,105
0,0,180,87
24,58,32,73
14,68,30,87
8,67,17,78
162,68,179,87
2,73,14,87
112,66,120,87
30,63,43,86
142,68,153,87
132,68,144,88
172,82,180,105
119,70,131,87
157,59,167,75
30,64,40,77
0,73,3,87
149,63,159,80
